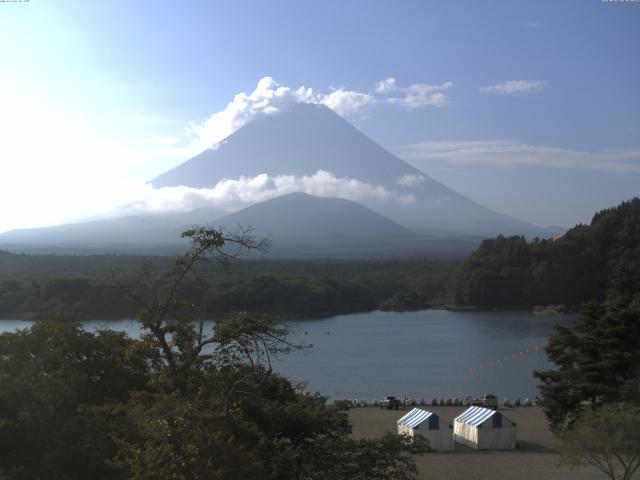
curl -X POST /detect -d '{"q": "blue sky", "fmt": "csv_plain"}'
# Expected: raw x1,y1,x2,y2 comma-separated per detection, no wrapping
0,0,638,231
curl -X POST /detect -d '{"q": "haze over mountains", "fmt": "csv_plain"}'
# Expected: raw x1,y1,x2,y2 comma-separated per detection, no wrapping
0,208,224,254
0,103,561,257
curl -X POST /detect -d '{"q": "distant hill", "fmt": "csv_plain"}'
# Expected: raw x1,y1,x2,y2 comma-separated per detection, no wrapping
0,208,224,254
0,194,480,258
214,192,480,258
448,197,640,308
153,103,549,238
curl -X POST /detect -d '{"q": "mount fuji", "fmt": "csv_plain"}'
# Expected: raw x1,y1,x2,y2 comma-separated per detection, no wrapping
153,103,547,238
0,103,558,257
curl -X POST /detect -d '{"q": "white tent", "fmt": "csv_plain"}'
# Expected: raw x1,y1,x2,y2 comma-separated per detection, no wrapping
453,406,516,450
397,408,454,452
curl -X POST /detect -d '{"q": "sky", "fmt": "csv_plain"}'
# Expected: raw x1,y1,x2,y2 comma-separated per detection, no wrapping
0,0,638,232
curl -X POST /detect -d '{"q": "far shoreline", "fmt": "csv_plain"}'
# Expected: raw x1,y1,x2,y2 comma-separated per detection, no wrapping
0,303,578,323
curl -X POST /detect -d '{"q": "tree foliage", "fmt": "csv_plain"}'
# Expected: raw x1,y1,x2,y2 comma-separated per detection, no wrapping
560,403,640,480
449,198,640,308
0,259,453,320
0,315,150,479
0,228,422,480
534,245,640,429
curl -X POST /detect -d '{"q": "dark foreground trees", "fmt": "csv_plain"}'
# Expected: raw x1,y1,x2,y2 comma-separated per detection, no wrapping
0,227,422,480
535,247,640,479
534,248,640,429
559,403,640,480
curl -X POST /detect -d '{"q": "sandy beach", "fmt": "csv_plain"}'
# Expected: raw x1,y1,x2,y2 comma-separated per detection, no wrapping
349,406,605,480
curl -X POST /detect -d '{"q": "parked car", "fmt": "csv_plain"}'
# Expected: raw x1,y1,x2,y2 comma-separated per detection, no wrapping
482,394,498,410
462,395,482,407
379,396,401,410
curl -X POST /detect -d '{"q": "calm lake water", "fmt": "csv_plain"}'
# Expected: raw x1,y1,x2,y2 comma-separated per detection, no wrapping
0,310,572,401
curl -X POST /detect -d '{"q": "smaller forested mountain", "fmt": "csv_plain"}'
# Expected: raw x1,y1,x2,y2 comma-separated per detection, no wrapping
448,198,640,308
215,192,421,256
213,192,479,258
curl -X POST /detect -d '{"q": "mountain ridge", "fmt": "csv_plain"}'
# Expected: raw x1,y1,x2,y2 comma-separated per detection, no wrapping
0,193,481,258
152,103,548,237
0,103,561,257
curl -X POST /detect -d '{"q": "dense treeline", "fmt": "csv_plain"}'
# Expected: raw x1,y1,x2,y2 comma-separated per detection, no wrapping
0,258,452,319
0,251,447,283
449,198,640,308
2,198,638,319
0,250,168,281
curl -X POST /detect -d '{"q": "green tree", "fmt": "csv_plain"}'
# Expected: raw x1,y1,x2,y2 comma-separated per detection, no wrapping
449,198,640,308
560,403,640,480
109,227,422,479
1,227,423,480
0,314,150,479
534,249,640,429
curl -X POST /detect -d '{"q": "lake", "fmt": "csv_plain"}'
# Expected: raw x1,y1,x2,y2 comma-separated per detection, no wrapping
0,309,572,401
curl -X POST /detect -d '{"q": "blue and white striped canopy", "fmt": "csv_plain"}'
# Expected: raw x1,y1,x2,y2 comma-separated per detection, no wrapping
454,406,497,427
397,408,434,429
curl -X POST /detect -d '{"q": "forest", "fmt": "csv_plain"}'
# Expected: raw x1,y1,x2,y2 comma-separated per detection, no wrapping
0,254,452,320
1,198,639,320
1,201,639,479
448,198,640,308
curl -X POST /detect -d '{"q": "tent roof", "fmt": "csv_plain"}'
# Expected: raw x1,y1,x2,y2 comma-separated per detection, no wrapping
397,408,434,429
455,406,498,427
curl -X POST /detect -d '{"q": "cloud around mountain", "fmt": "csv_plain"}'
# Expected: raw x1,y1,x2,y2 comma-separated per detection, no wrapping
117,170,416,216
186,76,453,151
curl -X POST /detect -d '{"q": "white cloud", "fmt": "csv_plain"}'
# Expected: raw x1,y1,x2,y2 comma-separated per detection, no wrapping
377,77,453,108
116,170,415,216
187,76,453,150
185,77,315,152
389,89,449,108
186,77,376,151
375,77,397,94
480,80,545,95
319,88,375,116
396,174,426,187
394,140,640,173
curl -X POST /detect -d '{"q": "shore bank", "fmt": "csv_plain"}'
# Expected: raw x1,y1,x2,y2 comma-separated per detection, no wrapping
349,406,603,480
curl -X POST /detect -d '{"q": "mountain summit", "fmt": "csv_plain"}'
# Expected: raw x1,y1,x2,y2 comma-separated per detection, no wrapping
153,103,427,189
153,103,544,237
